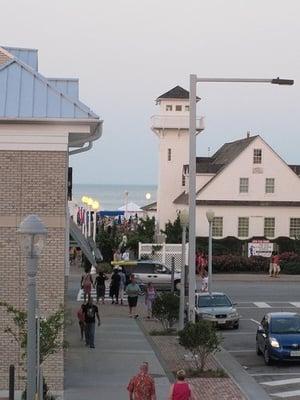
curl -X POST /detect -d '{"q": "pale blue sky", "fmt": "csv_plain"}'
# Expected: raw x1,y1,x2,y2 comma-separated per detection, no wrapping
1,0,299,184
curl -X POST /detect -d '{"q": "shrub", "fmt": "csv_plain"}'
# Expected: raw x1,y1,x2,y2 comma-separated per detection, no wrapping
212,255,269,273
179,321,222,371
152,292,179,330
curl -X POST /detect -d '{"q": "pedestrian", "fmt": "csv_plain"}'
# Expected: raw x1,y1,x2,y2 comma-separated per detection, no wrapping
126,275,141,318
82,295,101,348
269,251,277,277
127,362,156,400
95,270,108,304
81,268,93,302
118,266,127,305
77,303,85,341
273,251,281,278
168,369,194,400
201,269,208,292
145,282,156,319
110,267,121,304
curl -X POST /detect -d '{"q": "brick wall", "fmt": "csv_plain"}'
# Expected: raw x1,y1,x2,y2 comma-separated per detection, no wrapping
0,150,67,392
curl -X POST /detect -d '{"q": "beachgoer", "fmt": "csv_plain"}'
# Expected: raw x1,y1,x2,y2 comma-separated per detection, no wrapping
81,269,93,302
82,296,100,348
126,275,141,318
127,362,156,400
273,252,281,278
118,267,127,305
201,269,208,292
110,267,121,304
168,369,194,400
145,282,156,319
122,249,130,261
77,303,85,341
95,270,108,304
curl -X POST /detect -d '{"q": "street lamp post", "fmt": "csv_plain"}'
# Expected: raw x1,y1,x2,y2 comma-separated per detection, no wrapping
92,200,100,243
206,210,215,296
18,215,47,400
81,196,89,237
179,210,189,330
87,197,94,237
188,75,294,322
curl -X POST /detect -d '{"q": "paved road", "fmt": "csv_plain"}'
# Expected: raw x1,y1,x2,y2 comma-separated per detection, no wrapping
213,275,300,399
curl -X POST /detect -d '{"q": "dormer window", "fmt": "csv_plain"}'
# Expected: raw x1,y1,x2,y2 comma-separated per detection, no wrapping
253,149,262,164
166,105,172,111
175,105,182,111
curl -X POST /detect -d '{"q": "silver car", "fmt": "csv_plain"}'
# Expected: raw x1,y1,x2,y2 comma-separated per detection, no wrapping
195,292,239,329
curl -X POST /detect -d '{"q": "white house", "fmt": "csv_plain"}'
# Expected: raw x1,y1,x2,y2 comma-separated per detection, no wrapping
151,85,300,239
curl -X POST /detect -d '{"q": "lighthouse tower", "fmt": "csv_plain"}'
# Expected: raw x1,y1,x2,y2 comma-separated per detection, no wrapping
151,86,201,230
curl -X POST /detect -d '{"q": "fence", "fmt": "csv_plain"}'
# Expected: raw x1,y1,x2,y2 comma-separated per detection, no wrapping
138,242,189,272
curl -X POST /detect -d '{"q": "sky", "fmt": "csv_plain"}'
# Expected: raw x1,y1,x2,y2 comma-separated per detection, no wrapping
1,0,299,184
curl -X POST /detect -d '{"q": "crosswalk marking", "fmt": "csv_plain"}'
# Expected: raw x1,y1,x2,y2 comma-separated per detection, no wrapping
290,302,300,308
77,288,128,303
262,378,300,386
253,302,271,308
271,389,300,398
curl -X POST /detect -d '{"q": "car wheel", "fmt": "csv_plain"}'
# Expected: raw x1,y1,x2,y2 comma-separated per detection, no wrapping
256,340,262,355
264,347,273,365
233,321,239,330
174,280,181,291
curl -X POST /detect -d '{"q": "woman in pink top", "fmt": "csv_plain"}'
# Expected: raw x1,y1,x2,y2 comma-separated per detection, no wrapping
169,370,194,400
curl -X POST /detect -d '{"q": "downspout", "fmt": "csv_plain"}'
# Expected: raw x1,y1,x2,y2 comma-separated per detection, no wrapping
68,120,103,156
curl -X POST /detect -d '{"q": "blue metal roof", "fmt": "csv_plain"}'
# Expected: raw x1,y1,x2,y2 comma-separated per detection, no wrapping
0,46,99,120
3,46,38,70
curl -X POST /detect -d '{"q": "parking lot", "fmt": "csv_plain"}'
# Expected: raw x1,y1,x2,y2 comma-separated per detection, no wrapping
214,275,300,399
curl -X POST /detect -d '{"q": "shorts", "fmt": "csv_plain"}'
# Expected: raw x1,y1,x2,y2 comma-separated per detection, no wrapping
128,296,138,308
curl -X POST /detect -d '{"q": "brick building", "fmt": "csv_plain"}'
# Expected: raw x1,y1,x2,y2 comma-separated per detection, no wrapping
0,46,102,398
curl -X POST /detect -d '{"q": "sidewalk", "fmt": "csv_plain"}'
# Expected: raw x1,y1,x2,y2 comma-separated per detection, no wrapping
64,268,170,400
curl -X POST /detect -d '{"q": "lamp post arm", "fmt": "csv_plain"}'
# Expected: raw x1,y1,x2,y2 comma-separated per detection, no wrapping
196,77,294,85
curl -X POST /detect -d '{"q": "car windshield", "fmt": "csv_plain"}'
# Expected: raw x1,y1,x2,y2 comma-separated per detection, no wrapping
198,295,232,308
271,316,300,334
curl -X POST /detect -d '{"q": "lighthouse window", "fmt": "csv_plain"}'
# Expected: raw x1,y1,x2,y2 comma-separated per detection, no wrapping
166,105,172,111
175,105,182,111
182,174,186,186
168,148,172,161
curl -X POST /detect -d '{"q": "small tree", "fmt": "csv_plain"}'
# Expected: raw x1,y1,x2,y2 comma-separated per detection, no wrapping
152,292,179,330
161,215,183,244
179,321,222,371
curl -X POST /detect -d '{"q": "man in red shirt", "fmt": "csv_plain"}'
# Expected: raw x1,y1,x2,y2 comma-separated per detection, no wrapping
127,362,156,400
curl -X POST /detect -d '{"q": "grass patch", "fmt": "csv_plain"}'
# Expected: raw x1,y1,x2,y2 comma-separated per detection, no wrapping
149,328,177,336
173,368,228,378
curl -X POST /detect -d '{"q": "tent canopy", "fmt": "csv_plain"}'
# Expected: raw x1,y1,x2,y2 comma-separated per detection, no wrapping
118,202,143,212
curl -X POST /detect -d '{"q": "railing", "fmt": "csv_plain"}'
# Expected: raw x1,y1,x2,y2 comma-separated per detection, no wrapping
151,115,204,131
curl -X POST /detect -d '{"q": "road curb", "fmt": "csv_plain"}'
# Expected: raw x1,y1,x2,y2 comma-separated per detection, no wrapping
215,347,271,400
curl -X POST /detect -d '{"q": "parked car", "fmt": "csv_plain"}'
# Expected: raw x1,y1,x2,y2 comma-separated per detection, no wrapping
256,312,300,365
111,260,181,291
194,292,239,329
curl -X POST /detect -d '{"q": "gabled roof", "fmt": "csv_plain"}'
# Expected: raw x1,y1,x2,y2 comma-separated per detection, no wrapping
0,46,98,120
141,201,157,211
156,85,200,102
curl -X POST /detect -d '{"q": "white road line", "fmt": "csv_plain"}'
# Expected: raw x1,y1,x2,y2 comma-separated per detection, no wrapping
250,318,260,325
253,302,271,308
262,377,300,386
290,302,300,308
251,373,300,377
271,389,300,398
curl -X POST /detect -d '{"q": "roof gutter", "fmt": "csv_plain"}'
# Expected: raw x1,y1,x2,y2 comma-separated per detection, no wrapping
68,119,103,156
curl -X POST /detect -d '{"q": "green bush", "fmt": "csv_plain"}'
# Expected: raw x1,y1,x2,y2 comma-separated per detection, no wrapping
179,321,222,371
152,292,179,330
212,255,269,273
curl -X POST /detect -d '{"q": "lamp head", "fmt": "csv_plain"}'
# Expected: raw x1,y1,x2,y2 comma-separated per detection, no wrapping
206,210,215,223
145,193,151,200
92,201,100,210
81,196,88,204
179,209,189,226
18,214,47,257
87,197,94,206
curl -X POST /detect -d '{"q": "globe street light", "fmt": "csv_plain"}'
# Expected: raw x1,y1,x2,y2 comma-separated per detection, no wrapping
179,209,189,330
18,215,47,400
145,192,151,201
206,210,215,296
188,74,294,322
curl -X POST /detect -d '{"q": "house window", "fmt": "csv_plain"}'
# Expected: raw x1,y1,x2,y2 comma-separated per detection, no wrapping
175,105,182,111
238,217,249,237
166,105,172,111
185,105,189,111
266,178,275,193
264,218,275,237
290,218,300,237
212,217,223,237
239,178,249,193
182,174,186,186
168,148,171,161
253,149,262,164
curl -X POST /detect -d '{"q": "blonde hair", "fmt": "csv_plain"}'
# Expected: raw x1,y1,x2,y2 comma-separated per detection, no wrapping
176,369,186,381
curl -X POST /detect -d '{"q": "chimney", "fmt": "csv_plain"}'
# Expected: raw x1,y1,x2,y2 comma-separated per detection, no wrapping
247,131,250,138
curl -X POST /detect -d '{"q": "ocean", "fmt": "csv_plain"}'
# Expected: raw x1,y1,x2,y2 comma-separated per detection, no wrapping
73,184,157,211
